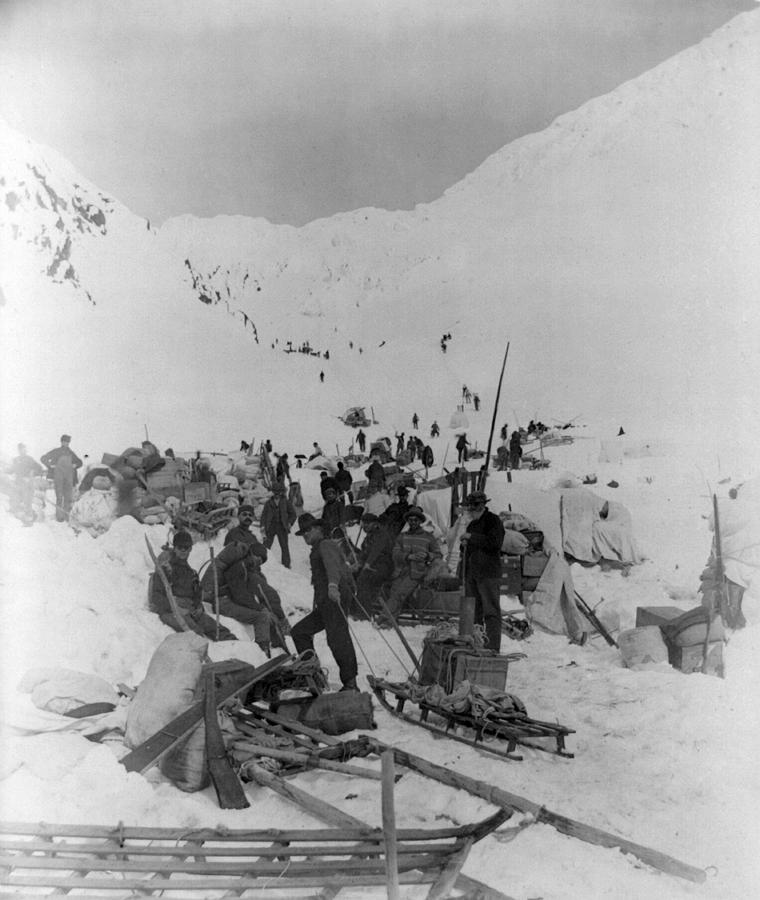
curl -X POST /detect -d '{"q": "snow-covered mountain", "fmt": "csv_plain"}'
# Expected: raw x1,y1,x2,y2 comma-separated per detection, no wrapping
1,10,759,456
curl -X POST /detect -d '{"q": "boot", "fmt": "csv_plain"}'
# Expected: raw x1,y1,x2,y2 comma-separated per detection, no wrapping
340,678,359,692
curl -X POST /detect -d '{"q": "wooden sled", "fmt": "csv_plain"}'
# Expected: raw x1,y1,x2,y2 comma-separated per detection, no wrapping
0,813,508,898
368,675,574,762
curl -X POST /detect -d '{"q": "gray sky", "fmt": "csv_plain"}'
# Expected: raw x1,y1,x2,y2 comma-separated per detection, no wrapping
0,0,752,225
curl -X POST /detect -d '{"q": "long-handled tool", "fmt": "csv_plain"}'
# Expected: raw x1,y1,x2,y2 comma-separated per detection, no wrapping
144,536,191,632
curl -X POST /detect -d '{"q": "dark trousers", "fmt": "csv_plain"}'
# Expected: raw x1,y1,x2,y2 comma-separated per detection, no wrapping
264,528,291,568
292,594,358,687
159,609,236,642
355,569,388,618
466,574,502,652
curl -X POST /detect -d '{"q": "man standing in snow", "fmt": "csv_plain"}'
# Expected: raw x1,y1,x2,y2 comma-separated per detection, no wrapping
430,421,440,438
356,429,367,453
459,491,505,652
456,432,470,464
150,530,236,641
412,413,419,430
334,460,353,502
291,514,358,691
260,483,297,568
41,434,83,521
7,443,43,525
509,431,523,470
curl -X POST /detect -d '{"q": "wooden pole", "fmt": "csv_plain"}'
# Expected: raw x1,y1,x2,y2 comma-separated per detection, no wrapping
479,342,510,492
382,749,400,899
210,547,220,641
233,742,382,780
370,742,706,884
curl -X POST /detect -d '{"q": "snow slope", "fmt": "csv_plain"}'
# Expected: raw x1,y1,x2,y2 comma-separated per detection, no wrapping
1,12,759,457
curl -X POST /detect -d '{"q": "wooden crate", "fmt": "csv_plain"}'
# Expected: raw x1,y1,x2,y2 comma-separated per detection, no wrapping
635,606,684,628
668,641,724,677
419,641,510,693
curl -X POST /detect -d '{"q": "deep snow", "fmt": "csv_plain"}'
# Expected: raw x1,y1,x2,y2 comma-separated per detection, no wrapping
1,433,759,898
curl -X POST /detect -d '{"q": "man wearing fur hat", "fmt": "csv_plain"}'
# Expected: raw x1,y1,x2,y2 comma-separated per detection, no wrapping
260,483,297,568
291,514,358,691
460,491,505,652
379,507,442,626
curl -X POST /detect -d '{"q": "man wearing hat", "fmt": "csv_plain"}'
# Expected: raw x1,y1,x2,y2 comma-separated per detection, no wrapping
41,434,83,521
352,512,394,618
379,506,442,626
379,484,412,538
150,530,236,641
291,513,358,691
224,504,290,635
260,483,297,568
460,491,505,652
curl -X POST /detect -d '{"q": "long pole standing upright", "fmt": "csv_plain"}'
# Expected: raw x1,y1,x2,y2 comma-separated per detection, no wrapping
478,342,510,491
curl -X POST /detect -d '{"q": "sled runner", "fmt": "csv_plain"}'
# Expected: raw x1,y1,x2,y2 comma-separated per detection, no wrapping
0,813,509,898
368,675,574,762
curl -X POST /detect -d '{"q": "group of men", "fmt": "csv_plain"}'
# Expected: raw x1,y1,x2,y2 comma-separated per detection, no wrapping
149,470,507,693
6,434,83,524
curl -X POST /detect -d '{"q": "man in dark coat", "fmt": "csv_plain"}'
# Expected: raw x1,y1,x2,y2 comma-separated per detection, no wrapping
356,429,366,453
41,434,82,521
352,512,394,618
459,491,505,652
365,456,386,491
260,483,297,568
509,431,523,470
334,461,353,502
214,545,288,652
321,485,345,540
379,485,412,538
224,505,287,635
150,530,236,641
291,514,358,691
275,453,292,485
455,433,470,464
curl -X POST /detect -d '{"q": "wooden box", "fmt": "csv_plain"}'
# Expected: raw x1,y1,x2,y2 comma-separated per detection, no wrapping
500,555,522,597
669,641,724,677
635,606,684,628
419,640,510,693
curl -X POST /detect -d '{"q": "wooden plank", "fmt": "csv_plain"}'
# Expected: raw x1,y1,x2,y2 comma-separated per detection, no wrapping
120,653,289,773
0,821,487,843
425,837,474,900
204,669,249,809
382,749,400,900
372,741,707,884
453,871,517,900
232,741,383,780
0,852,436,877
4,872,435,891
0,837,458,859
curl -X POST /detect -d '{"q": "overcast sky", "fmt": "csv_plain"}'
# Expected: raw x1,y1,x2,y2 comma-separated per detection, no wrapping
0,0,752,225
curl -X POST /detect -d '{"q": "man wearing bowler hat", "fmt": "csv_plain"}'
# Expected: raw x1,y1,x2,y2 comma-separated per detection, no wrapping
460,490,505,652
291,513,358,691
